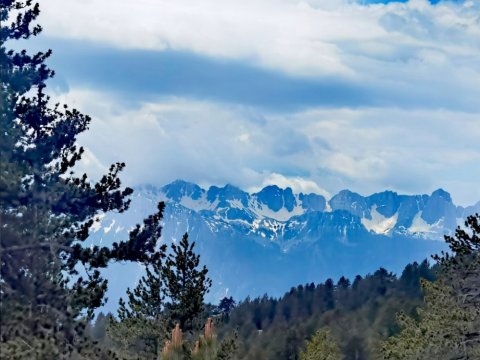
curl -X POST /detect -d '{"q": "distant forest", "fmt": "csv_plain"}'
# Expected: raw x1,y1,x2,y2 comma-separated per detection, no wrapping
87,232,480,359
90,259,434,358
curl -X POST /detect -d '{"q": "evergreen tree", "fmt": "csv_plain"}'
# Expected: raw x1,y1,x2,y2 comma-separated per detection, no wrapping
217,297,236,320
283,328,302,360
107,251,168,359
382,279,479,359
0,1,165,357
215,332,239,360
162,233,212,331
433,213,480,308
383,214,480,359
108,233,213,358
299,329,341,360
216,261,436,359
160,318,238,360
323,279,335,310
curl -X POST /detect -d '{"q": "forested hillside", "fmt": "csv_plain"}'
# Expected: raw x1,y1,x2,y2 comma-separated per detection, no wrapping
218,261,435,359
90,260,436,359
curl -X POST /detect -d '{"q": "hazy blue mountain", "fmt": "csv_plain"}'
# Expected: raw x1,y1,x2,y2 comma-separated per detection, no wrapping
90,180,479,311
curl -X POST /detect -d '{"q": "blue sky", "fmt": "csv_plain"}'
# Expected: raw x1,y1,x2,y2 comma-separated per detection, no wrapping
20,0,480,204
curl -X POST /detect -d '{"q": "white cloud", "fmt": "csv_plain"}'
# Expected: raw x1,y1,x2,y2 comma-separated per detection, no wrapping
50,87,480,206
31,1,480,206
38,0,480,81
252,173,331,198
74,147,107,178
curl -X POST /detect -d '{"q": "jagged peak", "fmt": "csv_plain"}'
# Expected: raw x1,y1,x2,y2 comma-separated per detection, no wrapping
163,179,201,189
330,189,367,206
208,183,246,195
253,185,297,212
332,189,365,199
255,185,296,196
430,188,452,202
207,183,249,207
161,179,204,201
367,190,399,199
257,184,281,192
152,180,476,229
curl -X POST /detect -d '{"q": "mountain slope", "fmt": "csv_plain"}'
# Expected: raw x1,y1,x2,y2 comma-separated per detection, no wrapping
89,180,479,310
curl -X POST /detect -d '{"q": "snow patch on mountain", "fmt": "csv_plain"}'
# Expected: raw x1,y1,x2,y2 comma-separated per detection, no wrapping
177,194,214,212
91,213,106,232
408,212,444,239
361,205,398,235
324,202,332,212
104,219,116,234
228,199,245,210
252,201,305,221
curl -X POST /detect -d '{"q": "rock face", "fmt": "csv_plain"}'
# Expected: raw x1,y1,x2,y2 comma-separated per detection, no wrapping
90,180,479,310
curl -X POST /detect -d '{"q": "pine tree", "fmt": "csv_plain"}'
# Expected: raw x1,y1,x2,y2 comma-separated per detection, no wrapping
433,213,480,308
299,328,341,360
217,297,236,321
107,251,169,359
382,279,479,359
434,213,480,353
1,1,165,358
160,318,238,360
108,233,213,358
162,233,212,331
383,214,480,359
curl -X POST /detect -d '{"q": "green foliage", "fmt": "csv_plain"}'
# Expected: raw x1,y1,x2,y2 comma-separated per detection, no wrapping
382,279,479,359
216,261,434,359
160,319,238,360
215,332,239,360
190,333,238,360
107,234,213,358
107,252,168,359
0,1,165,357
217,297,236,320
383,214,480,359
162,233,212,331
434,214,480,309
300,329,341,360
85,260,439,360
440,214,480,257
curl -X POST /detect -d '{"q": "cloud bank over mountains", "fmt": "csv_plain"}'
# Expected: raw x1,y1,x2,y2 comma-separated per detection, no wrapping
22,0,480,205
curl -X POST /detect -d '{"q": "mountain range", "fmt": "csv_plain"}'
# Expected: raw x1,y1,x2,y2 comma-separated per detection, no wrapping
89,180,480,311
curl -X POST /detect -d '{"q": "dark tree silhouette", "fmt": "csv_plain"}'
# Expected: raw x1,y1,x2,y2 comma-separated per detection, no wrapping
162,233,212,331
217,296,236,320
433,213,480,307
0,1,165,357
108,250,169,359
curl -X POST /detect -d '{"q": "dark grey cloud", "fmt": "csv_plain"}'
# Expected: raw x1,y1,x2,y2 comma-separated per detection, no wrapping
271,129,312,157
30,38,363,110
21,37,479,113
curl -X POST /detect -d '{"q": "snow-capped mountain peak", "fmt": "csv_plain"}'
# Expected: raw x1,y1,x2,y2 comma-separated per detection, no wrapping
91,180,479,309
142,180,477,242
